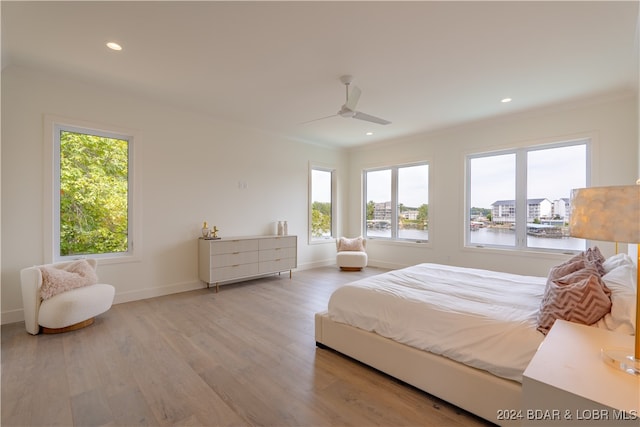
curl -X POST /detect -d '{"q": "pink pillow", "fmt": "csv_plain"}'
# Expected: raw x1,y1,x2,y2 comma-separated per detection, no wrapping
338,237,365,252
585,246,606,276
536,266,612,335
39,260,98,300
546,247,606,282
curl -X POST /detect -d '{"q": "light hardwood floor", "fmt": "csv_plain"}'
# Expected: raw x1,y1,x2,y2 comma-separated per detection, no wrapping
2,266,493,427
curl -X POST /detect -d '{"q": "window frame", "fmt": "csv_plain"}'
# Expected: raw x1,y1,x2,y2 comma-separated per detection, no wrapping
362,161,430,243
308,163,337,244
44,116,140,263
465,138,591,254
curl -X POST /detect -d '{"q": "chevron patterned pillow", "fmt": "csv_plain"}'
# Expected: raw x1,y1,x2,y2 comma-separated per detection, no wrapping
536,266,612,335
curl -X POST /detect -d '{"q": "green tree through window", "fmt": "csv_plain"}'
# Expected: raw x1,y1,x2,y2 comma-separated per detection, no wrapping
59,130,129,256
310,167,334,239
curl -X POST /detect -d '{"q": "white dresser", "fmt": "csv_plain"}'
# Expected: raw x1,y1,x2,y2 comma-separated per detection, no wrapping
198,235,297,291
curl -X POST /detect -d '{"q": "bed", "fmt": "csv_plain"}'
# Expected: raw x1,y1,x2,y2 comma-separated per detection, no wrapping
315,254,637,426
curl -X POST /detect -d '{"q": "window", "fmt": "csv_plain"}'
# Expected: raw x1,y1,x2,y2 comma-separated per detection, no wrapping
52,122,134,260
467,139,589,252
309,165,335,241
364,163,429,241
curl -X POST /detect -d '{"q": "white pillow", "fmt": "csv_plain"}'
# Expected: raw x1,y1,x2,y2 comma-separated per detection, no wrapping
594,262,637,335
602,253,634,274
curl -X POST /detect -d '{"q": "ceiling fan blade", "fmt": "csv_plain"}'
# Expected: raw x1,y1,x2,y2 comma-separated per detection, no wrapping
299,113,338,125
345,85,361,111
353,111,391,125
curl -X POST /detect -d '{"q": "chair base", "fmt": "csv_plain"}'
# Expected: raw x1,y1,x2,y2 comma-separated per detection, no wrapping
42,317,95,334
340,267,363,271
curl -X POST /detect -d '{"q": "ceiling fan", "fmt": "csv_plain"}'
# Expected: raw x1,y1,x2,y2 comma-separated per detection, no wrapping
304,75,391,125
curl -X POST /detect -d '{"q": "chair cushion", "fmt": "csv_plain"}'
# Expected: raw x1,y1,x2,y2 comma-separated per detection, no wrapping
336,251,368,268
39,259,98,300
337,236,365,252
38,284,115,329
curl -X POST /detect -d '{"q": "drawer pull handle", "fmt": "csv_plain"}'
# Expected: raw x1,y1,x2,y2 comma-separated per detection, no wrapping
232,264,239,267
233,252,240,254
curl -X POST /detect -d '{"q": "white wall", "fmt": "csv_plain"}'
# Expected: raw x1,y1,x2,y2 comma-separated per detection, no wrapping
346,94,638,275
1,66,345,324
2,66,638,325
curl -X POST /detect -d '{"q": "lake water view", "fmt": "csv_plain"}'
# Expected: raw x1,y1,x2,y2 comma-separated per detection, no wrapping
366,227,585,251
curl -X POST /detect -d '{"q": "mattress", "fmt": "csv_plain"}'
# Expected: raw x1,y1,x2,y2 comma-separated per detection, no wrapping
327,263,547,382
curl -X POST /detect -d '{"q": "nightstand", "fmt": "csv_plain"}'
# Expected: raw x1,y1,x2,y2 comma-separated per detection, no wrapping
522,320,639,426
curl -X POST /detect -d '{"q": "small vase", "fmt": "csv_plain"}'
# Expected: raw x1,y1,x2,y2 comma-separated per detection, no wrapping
277,221,283,236
283,221,288,235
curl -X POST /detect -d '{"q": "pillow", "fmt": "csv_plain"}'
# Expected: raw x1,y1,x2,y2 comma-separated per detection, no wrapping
547,247,605,281
337,236,365,252
536,266,612,335
594,262,637,334
603,253,634,274
547,256,586,281
585,246,606,276
39,259,98,300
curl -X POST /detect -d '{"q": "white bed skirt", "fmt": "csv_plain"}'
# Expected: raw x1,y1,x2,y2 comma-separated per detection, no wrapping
315,311,523,426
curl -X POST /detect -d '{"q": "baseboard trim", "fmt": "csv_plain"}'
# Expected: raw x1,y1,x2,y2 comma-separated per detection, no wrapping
1,260,343,326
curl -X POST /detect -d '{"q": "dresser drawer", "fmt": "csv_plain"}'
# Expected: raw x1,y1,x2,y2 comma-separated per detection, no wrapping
259,258,296,274
258,236,296,250
211,263,260,282
259,247,296,262
209,239,259,255
213,250,259,267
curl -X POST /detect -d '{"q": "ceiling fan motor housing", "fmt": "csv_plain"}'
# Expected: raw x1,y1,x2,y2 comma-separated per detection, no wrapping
338,106,355,118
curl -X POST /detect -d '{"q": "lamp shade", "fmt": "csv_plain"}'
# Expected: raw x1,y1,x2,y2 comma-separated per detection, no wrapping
569,185,640,244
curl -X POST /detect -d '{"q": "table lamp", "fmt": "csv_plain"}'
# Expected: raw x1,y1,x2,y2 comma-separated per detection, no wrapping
569,184,640,376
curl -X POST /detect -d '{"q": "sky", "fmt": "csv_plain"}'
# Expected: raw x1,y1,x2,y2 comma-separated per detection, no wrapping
365,165,429,208
314,143,586,209
311,169,332,202
470,144,586,208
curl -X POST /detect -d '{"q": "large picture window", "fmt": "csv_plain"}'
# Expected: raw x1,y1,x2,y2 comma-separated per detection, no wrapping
467,139,589,252
53,123,134,260
364,163,429,242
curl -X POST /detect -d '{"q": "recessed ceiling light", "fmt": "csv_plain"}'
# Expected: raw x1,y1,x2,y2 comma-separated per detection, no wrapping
501,98,512,103
106,42,122,51
366,132,373,136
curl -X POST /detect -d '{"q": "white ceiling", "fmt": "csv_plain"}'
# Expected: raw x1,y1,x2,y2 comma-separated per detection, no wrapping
2,1,639,148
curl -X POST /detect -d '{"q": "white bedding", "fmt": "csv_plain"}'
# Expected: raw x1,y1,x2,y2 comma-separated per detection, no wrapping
327,263,547,382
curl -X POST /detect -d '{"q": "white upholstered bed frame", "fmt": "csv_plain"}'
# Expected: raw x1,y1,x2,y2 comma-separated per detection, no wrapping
315,311,522,426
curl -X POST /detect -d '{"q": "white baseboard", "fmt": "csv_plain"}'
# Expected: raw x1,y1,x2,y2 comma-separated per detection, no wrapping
296,259,335,270
1,261,342,326
113,280,205,305
367,259,407,270
1,309,25,326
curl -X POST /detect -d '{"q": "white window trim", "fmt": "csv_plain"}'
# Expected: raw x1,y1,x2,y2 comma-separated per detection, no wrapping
362,161,430,243
464,137,592,254
308,162,337,245
44,115,142,264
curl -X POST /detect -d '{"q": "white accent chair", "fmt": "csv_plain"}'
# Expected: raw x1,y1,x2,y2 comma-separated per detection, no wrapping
336,236,368,271
20,259,115,334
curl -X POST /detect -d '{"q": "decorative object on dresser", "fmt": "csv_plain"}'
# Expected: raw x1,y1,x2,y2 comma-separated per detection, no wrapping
569,184,640,375
198,235,297,292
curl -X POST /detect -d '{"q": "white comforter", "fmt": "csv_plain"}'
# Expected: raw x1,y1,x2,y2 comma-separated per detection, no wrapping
328,263,547,382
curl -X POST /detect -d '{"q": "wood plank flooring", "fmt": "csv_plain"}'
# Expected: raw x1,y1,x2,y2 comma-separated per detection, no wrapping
2,266,493,427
